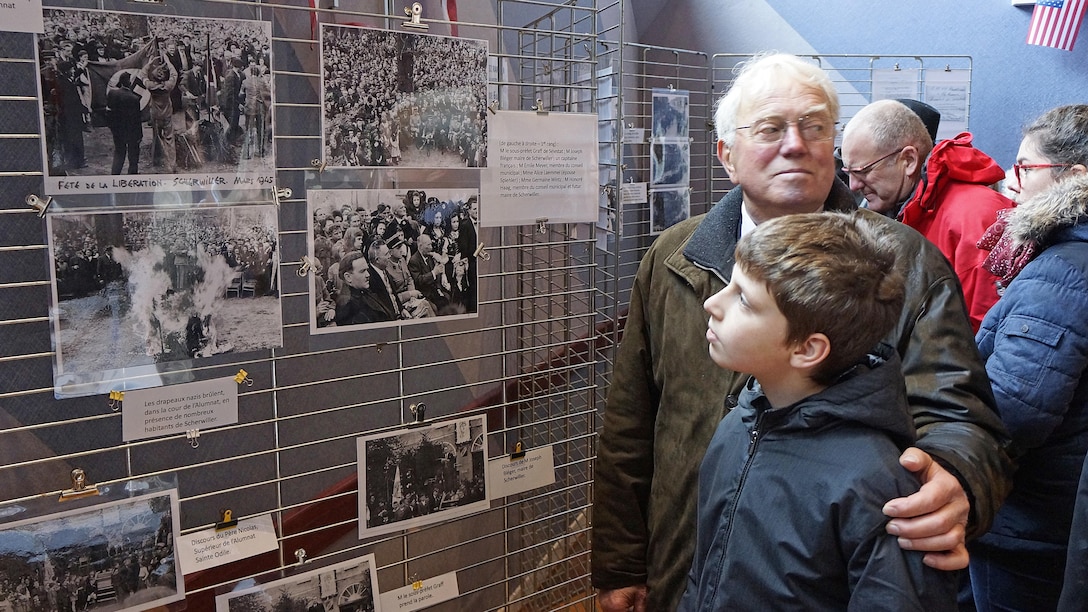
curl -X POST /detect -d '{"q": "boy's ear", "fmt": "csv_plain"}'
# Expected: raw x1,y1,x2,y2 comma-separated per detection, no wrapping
790,333,830,371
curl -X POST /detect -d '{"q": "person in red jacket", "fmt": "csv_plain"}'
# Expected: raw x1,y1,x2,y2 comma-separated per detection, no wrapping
841,99,1011,331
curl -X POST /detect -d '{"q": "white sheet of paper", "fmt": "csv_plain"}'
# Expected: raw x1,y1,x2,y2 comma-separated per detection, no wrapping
488,446,556,498
925,69,971,140
379,572,460,611
482,111,599,226
624,127,647,144
176,514,279,574
2,0,44,33
122,375,239,441
621,182,649,205
871,67,920,102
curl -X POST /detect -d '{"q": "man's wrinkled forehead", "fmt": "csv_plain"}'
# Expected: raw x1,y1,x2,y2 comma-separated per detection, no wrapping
737,83,835,122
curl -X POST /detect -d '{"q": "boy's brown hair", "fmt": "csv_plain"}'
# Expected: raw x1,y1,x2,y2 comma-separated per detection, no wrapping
735,212,905,385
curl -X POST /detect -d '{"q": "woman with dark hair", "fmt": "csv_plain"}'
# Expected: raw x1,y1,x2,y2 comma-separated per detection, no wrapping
971,104,1088,610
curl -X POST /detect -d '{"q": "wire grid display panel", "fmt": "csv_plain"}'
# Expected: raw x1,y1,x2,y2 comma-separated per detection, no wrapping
709,53,973,199
0,1,602,610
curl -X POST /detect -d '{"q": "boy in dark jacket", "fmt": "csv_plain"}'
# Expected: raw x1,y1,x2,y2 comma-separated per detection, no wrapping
678,212,957,611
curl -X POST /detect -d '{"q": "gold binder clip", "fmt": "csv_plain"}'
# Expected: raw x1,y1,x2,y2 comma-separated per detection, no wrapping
411,574,424,590
295,548,307,565
234,369,254,386
536,218,549,235
472,243,490,262
409,402,427,425
274,187,292,207
510,441,527,460
216,508,239,531
310,158,327,173
531,99,548,115
487,100,499,114
59,469,100,501
108,390,124,412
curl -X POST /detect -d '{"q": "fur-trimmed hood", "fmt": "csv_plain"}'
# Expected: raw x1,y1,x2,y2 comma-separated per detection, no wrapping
1005,172,1088,247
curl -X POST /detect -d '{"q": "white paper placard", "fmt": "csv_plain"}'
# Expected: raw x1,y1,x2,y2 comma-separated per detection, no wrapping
481,110,599,226
488,446,557,498
621,182,649,205
624,127,647,144
1,0,44,33
122,375,239,441
379,572,460,611
177,514,279,574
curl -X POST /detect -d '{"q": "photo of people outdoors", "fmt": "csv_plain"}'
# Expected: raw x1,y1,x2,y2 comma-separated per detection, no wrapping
36,9,274,195
651,88,689,140
358,416,488,539
308,188,479,334
215,555,378,612
650,186,691,235
0,490,182,612
321,24,488,168
48,205,281,398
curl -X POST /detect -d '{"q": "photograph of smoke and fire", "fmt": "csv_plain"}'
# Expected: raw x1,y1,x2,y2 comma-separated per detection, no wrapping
47,204,282,399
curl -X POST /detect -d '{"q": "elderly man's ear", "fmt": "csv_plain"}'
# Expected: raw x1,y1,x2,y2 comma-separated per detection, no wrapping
717,139,738,183
901,145,924,177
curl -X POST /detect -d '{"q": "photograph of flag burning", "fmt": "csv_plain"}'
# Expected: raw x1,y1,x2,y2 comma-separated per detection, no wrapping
47,205,282,399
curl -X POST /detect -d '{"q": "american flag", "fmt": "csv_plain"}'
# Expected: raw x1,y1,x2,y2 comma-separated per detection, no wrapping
1027,0,1088,51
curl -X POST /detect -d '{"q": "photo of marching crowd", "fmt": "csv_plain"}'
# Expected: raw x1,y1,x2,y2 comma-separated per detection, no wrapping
48,205,282,396
321,25,488,168
308,188,479,333
36,9,273,185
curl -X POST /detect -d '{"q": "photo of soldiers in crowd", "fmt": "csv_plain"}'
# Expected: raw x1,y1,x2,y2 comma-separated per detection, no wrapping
358,416,488,539
308,188,479,334
47,205,282,398
216,555,378,612
36,9,274,193
321,25,488,168
0,490,182,612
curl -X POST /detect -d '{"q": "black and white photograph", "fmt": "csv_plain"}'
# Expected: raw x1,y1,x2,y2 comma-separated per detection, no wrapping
357,415,488,540
651,88,689,140
36,8,274,195
650,140,691,187
321,24,488,168
0,490,182,612
215,554,380,612
48,204,282,398
309,188,479,334
650,186,691,235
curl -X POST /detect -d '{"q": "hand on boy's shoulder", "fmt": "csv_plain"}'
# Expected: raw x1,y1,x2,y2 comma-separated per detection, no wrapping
882,448,970,571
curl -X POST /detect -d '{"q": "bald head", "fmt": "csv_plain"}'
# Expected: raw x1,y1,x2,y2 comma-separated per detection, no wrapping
840,100,934,214
844,100,934,160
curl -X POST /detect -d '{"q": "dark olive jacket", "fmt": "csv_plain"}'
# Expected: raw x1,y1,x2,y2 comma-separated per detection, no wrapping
591,181,1014,611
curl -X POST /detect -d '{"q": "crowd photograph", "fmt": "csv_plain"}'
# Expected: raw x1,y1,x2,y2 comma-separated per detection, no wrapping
49,205,281,395
0,491,181,612
308,188,479,334
321,25,488,168
37,9,274,184
358,416,488,539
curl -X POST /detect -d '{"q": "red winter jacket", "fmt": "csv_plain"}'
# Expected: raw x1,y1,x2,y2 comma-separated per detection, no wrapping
899,132,1012,332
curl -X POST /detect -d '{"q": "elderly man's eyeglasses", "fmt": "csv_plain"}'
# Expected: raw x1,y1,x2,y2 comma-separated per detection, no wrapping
842,148,905,179
736,116,838,144
1014,163,1072,189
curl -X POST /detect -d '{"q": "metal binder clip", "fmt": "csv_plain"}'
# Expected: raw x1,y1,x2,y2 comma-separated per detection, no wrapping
487,100,499,114
297,256,316,277
472,243,490,261
511,441,527,460
295,548,307,565
310,158,327,173
403,2,428,30
26,194,52,218
108,390,124,412
412,577,424,590
59,469,100,501
531,99,548,115
234,369,254,386
274,187,292,207
186,429,200,448
409,402,427,424
216,509,239,531
536,218,549,235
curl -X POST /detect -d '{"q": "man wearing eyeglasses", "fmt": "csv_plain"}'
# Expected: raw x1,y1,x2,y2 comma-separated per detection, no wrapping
592,53,1013,612
840,99,1011,332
